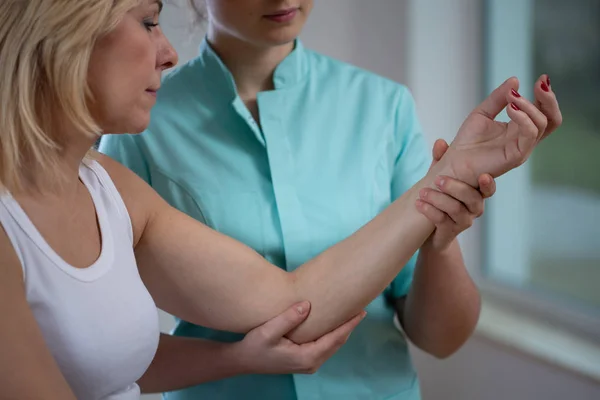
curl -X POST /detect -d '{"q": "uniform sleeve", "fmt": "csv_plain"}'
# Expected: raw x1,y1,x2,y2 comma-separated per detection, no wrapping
98,133,152,185
387,88,432,299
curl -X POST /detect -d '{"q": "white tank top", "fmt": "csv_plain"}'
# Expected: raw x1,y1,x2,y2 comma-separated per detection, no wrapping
0,160,160,400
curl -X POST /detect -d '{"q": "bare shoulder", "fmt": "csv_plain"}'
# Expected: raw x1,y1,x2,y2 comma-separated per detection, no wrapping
0,222,23,284
91,150,167,246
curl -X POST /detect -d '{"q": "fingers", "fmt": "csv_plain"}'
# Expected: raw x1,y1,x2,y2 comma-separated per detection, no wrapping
416,197,452,226
507,87,548,138
300,312,366,373
418,187,472,226
314,311,366,349
258,302,311,342
432,139,449,162
506,98,540,160
533,74,562,139
478,174,496,199
432,176,488,216
428,139,449,171
475,76,519,119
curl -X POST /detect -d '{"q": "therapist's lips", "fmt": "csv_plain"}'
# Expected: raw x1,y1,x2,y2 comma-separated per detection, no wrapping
264,8,299,23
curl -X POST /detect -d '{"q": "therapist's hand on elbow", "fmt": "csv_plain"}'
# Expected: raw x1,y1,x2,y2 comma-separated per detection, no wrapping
233,302,366,375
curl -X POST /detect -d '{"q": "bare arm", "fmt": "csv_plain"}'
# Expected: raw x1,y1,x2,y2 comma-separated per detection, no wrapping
0,227,77,400
100,151,435,343
396,240,480,358
101,76,554,344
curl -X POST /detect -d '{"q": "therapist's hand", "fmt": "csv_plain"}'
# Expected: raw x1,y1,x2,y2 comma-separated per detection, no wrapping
416,139,496,252
234,302,366,375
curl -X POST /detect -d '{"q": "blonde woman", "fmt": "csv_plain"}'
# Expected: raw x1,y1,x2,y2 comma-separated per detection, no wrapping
0,1,561,399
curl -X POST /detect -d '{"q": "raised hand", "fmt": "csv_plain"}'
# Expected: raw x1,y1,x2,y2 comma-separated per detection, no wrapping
435,75,562,187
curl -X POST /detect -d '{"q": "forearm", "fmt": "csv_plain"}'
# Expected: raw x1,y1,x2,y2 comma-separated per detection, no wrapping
138,334,247,394
138,172,440,344
288,178,438,342
396,239,480,358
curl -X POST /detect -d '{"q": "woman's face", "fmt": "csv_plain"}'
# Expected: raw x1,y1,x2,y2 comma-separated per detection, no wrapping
205,0,314,47
88,0,178,135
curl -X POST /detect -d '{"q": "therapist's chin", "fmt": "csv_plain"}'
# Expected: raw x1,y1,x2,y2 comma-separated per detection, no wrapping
258,28,303,47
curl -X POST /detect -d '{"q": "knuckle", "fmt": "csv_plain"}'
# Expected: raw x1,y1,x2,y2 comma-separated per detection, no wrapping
301,354,318,370
540,116,548,131
335,336,347,347
553,114,563,128
434,213,447,224
450,203,462,216
255,329,270,343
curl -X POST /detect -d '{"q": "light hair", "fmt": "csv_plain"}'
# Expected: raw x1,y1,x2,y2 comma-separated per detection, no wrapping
0,0,141,192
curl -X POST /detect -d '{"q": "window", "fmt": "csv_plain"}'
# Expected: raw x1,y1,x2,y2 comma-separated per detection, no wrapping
482,0,600,338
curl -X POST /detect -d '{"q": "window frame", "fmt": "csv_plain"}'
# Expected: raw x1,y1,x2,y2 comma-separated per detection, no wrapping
475,0,600,345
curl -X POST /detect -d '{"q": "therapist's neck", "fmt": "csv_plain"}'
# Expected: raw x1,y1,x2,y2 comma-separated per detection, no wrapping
207,28,294,99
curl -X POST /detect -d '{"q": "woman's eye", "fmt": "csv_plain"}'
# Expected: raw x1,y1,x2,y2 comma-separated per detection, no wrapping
144,20,159,31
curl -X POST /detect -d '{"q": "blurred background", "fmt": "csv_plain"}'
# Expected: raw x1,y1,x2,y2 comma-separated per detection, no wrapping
146,0,600,398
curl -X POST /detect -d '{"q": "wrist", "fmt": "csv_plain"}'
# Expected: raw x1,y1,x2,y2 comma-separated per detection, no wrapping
431,150,480,188
422,235,453,254
222,341,253,376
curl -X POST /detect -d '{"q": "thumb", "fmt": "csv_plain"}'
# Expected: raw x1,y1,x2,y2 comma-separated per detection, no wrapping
432,139,449,162
428,139,449,171
474,77,520,119
254,302,311,342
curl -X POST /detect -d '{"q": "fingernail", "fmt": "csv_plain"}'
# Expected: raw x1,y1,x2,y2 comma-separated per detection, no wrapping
436,176,445,188
541,82,549,92
361,311,368,319
510,103,520,111
546,76,551,86
511,89,521,98
297,302,309,315
419,188,428,199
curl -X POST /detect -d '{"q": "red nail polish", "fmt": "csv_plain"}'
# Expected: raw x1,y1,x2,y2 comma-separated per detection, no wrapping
511,89,521,98
541,82,549,92
546,76,551,86
511,103,520,111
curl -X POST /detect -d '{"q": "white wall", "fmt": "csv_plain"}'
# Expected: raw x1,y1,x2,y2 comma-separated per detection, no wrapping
145,1,600,399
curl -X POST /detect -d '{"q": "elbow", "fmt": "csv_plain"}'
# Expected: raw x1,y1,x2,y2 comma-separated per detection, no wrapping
421,303,482,359
421,332,473,359
428,341,465,359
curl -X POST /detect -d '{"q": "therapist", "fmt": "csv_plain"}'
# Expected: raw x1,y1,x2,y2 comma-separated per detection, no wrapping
100,0,498,399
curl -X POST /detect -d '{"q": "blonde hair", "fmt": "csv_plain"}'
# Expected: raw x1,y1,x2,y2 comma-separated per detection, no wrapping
0,0,141,192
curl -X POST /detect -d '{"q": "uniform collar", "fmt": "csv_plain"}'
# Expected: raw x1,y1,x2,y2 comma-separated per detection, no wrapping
196,38,308,103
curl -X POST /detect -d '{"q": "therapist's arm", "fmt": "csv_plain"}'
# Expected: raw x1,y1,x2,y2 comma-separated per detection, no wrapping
395,240,481,358
393,140,489,358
